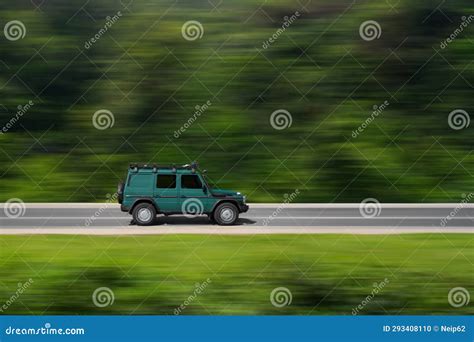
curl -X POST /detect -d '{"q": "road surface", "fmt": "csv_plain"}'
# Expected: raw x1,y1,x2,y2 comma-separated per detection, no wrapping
0,203,472,235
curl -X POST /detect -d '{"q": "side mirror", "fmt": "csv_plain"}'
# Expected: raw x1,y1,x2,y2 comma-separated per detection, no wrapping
202,185,208,194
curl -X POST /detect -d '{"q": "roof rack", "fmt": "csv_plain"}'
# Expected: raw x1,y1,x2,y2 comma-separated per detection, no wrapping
129,161,199,172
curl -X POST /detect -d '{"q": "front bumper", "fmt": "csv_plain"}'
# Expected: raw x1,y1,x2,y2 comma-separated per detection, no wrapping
239,203,249,213
120,204,129,212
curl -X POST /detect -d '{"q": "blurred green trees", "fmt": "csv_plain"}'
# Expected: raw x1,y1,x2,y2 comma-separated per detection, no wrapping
0,0,473,202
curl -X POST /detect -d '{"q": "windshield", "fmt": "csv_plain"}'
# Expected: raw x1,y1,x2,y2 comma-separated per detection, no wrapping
203,174,216,189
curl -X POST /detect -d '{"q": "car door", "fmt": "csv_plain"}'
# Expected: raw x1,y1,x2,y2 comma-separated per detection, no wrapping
154,173,179,212
179,174,210,215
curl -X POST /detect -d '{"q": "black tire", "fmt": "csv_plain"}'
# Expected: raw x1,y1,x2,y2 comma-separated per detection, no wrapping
208,214,216,224
132,202,156,226
213,203,239,226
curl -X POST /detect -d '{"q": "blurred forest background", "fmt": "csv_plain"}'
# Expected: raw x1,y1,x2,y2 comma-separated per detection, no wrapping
0,0,473,202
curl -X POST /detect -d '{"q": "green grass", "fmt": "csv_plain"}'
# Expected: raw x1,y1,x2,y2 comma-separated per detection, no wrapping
0,234,472,315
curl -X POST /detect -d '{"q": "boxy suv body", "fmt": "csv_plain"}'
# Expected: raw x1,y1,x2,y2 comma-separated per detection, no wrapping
118,163,248,225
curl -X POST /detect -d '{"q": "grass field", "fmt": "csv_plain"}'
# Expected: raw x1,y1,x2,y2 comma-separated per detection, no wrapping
0,234,472,315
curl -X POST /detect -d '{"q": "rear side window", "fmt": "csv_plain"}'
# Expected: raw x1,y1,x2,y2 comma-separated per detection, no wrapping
129,174,152,187
181,175,202,189
157,175,176,188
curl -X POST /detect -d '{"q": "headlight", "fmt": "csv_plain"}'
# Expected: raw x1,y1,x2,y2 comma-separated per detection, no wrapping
242,196,246,204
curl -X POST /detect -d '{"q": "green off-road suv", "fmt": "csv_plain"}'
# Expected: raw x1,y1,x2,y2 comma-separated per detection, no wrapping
117,162,248,226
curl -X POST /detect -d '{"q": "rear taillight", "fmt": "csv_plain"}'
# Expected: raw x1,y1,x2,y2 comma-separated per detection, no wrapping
117,182,124,203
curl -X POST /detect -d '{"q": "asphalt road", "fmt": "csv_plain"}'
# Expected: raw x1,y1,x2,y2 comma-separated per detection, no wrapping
0,203,472,234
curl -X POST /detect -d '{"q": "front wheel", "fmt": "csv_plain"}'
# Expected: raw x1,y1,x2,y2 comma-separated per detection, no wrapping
213,203,239,225
132,203,156,226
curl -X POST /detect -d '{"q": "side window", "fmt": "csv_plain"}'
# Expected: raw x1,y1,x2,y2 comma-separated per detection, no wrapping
129,174,152,187
156,174,176,189
181,175,202,189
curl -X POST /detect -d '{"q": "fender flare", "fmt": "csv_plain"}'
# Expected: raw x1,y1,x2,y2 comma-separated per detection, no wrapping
129,198,159,214
210,199,239,213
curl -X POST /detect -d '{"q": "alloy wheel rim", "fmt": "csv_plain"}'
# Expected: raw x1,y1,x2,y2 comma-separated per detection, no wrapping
220,208,235,222
138,208,152,222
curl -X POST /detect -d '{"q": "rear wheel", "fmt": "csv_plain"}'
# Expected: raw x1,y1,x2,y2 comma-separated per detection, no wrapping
132,203,156,226
208,214,216,224
213,203,238,225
